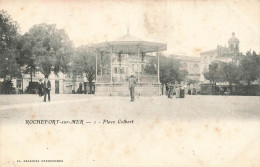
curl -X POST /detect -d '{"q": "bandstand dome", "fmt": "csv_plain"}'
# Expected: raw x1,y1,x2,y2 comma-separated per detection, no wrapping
88,33,167,54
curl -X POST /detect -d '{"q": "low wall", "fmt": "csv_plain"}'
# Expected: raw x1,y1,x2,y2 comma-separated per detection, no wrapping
95,83,161,96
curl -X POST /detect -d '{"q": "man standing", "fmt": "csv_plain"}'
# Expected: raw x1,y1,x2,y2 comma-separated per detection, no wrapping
44,75,51,102
129,75,136,102
167,82,174,98
38,79,44,97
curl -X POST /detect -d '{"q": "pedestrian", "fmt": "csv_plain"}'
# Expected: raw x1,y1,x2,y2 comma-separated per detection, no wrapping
180,82,185,98
129,75,136,102
175,81,180,98
43,75,51,102
163,83,167,96
192,88,197,95
188,88,191,95
167,82,174,98
38,79,44,98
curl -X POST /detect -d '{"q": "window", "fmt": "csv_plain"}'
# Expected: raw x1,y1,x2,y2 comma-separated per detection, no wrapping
66,73,71,78
120,67,124,74
114,67,118,74
193,63,199,68
17,80,22,89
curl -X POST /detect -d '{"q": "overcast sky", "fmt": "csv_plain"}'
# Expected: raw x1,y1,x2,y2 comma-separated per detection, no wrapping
1,0,259,57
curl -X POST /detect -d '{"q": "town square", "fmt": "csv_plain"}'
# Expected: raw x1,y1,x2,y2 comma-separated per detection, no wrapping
0,0,260,167
0,94,259,167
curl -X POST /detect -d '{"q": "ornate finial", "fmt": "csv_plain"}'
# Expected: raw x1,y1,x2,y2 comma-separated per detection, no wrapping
232,32,235,37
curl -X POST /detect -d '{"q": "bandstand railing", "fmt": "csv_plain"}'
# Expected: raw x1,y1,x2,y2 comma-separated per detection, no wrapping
139,75,157,83
96,74,158,84
96,74,110,83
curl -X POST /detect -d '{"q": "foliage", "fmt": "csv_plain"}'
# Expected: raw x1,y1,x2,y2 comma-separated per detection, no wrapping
97,50,111,75
72,46,96,92
187,78,200,85
238,51,260,86
0,10,21,81
203,51,260,95
144,55,188,84
218,62,240,94
22,24,73,77
203,62,221,84
219,62,239,83
0,80,15,94
16,33,36,81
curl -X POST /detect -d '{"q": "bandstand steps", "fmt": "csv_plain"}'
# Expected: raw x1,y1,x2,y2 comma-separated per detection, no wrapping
95,83,161,96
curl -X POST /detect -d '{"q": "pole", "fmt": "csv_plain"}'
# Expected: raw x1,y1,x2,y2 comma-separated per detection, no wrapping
22,76,23,94
100,51,103,77
157,51,160,95
137,48,140,82
157,51,160,83
95,50,98,83
119,53,121,82
110,47,113,83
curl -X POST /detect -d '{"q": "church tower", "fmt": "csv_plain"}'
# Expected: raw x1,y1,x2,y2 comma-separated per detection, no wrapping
228,32,239,53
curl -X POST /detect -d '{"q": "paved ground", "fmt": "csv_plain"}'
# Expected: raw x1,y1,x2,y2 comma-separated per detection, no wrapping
0,95,260,167
0,94,97,106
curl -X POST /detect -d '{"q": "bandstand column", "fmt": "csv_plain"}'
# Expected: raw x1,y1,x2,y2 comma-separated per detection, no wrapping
157,51,160,83
110,47,113,83
100,51,103,77
95,50,98,82
137,48,140,82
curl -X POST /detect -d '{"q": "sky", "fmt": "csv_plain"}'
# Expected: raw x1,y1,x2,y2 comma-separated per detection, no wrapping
1,0,259,57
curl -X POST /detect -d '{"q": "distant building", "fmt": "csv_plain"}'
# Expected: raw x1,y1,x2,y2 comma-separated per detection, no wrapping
200,32,241,83
8,71,94,94
170,55,200,81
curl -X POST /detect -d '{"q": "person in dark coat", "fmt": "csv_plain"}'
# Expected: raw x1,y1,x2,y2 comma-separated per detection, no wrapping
180,82,185,98
175,81,180,98
43,75,51,102
167,82,174,98
38,79,44,97
129,75,136,102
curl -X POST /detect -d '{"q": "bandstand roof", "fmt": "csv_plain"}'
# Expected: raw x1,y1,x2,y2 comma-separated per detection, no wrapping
88,33,167,54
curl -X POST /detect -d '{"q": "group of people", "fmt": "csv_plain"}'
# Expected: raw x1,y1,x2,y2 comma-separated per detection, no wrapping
166,81,185,99
37,76,51,102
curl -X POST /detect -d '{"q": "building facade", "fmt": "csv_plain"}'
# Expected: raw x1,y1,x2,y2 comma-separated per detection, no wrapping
200,32,241,83
170,55,200,81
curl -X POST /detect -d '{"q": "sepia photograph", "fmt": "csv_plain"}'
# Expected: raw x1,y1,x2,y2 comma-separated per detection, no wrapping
0,0,260,166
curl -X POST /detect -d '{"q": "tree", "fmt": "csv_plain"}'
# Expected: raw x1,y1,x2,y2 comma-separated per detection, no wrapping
16,33,37,82
219,62,239,94
72,46,96,93
144,55,188,89
238,51,260,94
203,62,221,95
0,10,21,93
23,24,72,78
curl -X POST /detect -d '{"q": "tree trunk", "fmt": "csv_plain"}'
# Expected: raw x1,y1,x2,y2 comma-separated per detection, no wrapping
30,67,33,83
229,82,232,95
212,81,216,95
89,81,92,94
247,80,251,95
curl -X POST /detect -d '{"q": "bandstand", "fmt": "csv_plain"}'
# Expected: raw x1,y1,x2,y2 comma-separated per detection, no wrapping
89,32,167,96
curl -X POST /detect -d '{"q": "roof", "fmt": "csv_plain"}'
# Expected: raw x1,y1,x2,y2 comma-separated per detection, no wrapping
115,34,142,41
170,55,200,62
200,49,217,55
88,33,167,54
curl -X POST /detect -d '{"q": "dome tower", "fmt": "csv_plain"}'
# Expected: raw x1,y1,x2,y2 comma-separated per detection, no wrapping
228,32,239,53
